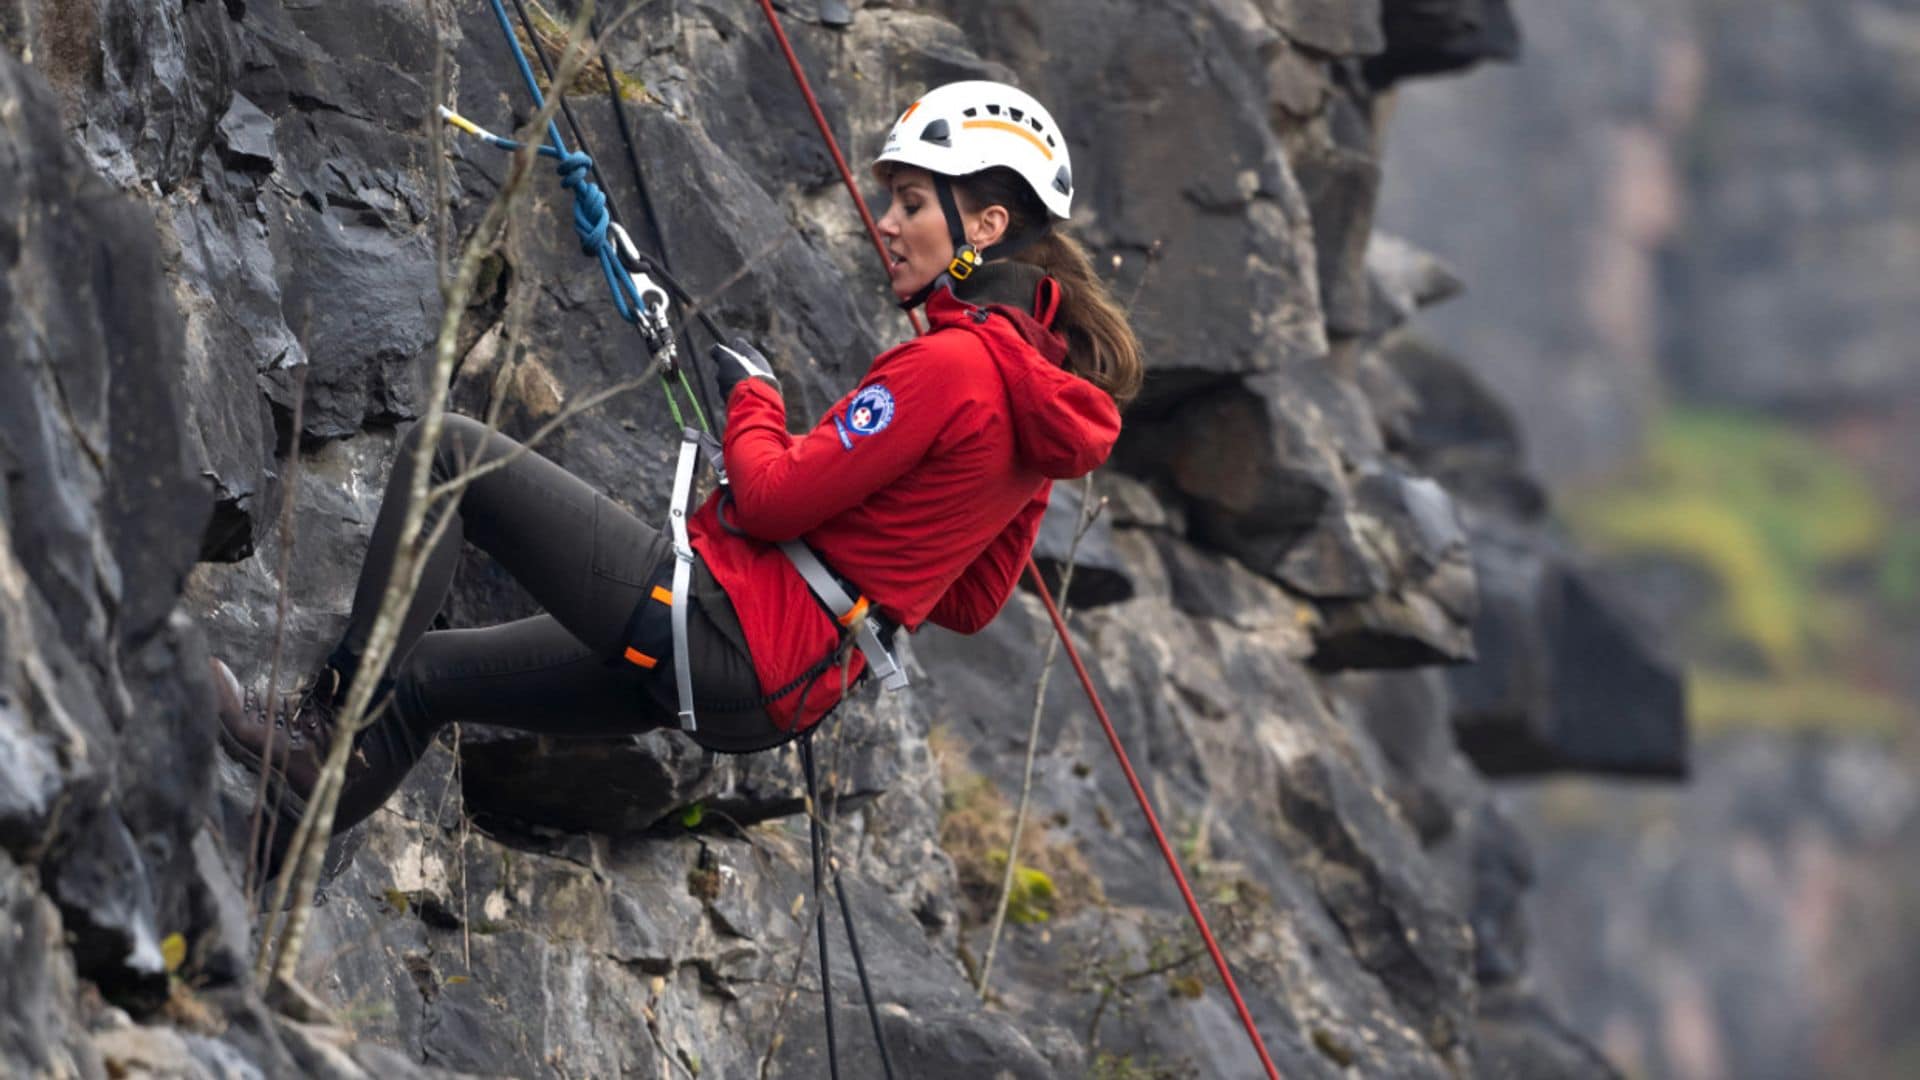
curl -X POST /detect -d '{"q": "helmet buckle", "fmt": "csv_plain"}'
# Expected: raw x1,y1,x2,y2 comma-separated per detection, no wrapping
947,245,981,281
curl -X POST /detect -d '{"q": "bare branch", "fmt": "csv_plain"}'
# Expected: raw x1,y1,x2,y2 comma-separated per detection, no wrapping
244,362,308,908
976,474,1105,998
426,371,656,505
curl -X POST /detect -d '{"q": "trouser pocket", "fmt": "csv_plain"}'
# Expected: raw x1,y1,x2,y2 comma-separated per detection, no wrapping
590,493,669,587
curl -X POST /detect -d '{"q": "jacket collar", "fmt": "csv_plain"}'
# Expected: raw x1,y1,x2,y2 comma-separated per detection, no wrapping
923,262,1069,365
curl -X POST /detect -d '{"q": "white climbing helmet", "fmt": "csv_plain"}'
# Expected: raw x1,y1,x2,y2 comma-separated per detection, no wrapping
872,80,1074,220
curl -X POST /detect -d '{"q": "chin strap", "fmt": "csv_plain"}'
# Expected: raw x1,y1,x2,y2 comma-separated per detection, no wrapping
897,174,1051,311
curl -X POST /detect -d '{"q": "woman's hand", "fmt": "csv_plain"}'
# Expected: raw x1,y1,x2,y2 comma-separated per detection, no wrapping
711,339,780,401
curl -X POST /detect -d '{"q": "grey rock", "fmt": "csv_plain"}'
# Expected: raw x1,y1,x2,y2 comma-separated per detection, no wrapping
1155,531,1320,645
0,696,62,852
1364,0,1522,88
1030,479,1134,610
1375,0,1683,480
1096,469,1177,531
2,41,216,1018
1450,519,1686,777
1154,378,1344,577
1465,800,1532,983
1332,668,1480,847
1276,754,1476,1054
1366,231,1463,334
1273,0,1387,57
1293,92,1382,338
1472,983,1621,1080
1,854,101,1079
1304,467,1478,668
216,92,277,172
1516,735,1919,1080
190,829,256,985
1378,334,1547,520
1665,0,1920,414
938,0,1329,391
184,1031,271,1080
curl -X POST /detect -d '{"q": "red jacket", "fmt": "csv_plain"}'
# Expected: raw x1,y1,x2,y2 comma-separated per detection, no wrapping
687,281,1121,731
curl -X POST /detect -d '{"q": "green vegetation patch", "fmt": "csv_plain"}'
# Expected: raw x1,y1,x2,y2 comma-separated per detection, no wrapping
1568,407,1916,738
931,728,1104,928
1690,672,1909,739
1569,408,1892,672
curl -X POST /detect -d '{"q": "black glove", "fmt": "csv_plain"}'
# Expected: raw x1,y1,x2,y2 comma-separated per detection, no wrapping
711,338,781,401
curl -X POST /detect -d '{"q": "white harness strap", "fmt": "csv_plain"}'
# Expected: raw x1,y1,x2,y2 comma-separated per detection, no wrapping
667,427,721,732
778,541,910,692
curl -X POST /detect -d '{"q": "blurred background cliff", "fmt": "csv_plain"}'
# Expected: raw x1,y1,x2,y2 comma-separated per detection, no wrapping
1380,0,1920,1075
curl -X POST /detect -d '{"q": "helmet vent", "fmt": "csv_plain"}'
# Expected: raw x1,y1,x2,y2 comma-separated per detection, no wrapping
1009,107,1025,121
919,118,952,147
963,107,979,117
987,103,1002,115
1053,164,1073,195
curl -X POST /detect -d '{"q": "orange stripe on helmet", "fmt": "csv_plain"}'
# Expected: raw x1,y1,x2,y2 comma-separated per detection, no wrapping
961,118,1053,160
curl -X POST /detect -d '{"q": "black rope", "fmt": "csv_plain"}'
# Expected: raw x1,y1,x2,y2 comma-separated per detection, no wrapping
801,734,842,1080
504,0,726,417
583,9,724,422
801,731,899,1080
590,6,674,289
835,873,899,1078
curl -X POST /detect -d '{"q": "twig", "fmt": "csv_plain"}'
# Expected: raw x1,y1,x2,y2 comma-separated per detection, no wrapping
1085,938,1209,1047
256,0,605,986
758,918,817,1080
425,371,656,504
1121,238,1166,317
244,361,308,908
679,231,794,325
431,0,453,290
976,475,1105,999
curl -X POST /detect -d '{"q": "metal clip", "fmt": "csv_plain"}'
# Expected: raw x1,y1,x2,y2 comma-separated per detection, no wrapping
612,223,679,368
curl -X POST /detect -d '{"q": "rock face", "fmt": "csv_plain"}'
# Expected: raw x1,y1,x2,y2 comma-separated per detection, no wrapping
2,1,1673,1076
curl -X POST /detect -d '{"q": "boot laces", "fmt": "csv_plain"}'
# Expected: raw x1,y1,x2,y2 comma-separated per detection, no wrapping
248,667,344,748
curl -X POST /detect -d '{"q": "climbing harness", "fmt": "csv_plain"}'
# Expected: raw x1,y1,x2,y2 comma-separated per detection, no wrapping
452,1,912,736
751,6,1286,1078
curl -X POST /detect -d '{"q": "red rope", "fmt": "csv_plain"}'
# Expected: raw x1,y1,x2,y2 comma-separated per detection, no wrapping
750,5,1281,1076
753,0,927,337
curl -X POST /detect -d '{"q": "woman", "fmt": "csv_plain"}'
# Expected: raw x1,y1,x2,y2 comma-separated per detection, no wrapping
214,80,1141,844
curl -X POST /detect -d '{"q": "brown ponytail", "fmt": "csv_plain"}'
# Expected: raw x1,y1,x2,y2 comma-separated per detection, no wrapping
953,170,1145,408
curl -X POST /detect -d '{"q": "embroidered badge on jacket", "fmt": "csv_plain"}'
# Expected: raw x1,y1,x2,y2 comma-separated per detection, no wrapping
845,384,896,438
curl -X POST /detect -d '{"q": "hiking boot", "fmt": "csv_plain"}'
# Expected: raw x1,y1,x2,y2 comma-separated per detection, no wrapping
214,659,347,807
213,656,428,837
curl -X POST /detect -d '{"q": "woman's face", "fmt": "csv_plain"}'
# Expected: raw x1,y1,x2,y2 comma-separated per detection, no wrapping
875,166,1007,302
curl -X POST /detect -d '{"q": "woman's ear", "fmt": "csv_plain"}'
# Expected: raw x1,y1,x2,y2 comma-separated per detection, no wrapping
968,204,1010,250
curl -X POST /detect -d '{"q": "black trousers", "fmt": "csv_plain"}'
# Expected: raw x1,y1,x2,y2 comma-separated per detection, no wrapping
333,416,791,826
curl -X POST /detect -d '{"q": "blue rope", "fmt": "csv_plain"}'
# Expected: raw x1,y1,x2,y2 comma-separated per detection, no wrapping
484,0,642,325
